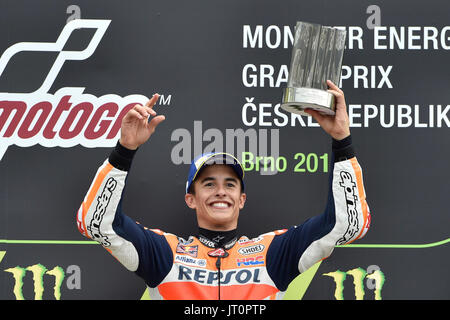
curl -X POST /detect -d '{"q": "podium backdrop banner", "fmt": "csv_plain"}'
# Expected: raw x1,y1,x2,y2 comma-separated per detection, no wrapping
0,0,449,300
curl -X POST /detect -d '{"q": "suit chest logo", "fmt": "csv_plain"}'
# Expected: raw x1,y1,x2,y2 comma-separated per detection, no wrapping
238,244,265,255
176,244,199,258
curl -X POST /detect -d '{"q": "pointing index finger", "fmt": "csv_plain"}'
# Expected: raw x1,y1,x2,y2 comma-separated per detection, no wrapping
145,93,160,108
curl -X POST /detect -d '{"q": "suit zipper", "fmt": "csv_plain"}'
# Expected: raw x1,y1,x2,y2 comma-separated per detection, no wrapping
216,256,221,300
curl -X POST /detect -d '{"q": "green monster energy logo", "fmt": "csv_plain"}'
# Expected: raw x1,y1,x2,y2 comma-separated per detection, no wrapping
1,252,81,300
323,266,385,300
5,264,65,300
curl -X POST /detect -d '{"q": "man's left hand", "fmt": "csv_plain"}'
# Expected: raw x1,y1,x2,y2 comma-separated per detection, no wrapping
304,80,350,141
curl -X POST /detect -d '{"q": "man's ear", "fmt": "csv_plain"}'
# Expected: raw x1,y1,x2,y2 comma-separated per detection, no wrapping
185,193,196,209
239,192,247,209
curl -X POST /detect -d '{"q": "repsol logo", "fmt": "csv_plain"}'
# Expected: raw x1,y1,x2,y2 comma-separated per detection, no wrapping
178,266,261,285
87,177,117,246
336,171,360,245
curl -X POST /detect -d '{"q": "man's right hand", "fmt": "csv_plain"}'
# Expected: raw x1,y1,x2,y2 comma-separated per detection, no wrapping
119,94,166,150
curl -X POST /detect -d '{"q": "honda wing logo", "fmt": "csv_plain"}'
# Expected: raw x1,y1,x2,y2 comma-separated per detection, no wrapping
0,19,157,160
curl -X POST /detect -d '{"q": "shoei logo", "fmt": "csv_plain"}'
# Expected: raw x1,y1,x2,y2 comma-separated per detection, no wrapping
0,19,169,161
238,244,265,255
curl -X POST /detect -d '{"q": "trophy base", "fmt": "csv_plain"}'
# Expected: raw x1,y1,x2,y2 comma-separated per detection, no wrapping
281,87,336,117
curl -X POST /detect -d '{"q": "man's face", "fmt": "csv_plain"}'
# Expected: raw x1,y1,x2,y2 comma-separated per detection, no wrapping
185,164,246,231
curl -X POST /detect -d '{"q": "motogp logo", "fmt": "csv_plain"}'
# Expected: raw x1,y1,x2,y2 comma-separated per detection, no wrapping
0,19,151,160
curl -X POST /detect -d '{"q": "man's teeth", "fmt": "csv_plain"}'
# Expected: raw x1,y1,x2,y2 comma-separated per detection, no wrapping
212,202,228,208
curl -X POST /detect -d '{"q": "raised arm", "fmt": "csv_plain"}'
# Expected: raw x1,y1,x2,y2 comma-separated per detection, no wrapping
266,82,371,290
76,96,172,287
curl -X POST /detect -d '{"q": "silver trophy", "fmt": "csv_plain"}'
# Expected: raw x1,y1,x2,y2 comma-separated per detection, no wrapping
281,21,346,116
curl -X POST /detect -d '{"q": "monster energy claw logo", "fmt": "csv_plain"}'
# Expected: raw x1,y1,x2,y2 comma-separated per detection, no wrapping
4,264,80,300
323,267,385,300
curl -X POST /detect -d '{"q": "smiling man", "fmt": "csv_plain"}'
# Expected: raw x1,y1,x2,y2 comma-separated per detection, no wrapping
77,81,371,300
185,153,246,232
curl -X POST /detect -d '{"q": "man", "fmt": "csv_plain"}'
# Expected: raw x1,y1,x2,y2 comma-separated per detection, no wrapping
77,80,371,300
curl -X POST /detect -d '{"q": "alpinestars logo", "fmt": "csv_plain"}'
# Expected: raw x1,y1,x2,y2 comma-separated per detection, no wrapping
336,171,360,245
87,177,117,247
0,19,156,160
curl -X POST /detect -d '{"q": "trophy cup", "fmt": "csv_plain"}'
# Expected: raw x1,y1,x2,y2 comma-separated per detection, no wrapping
281,21,346,116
